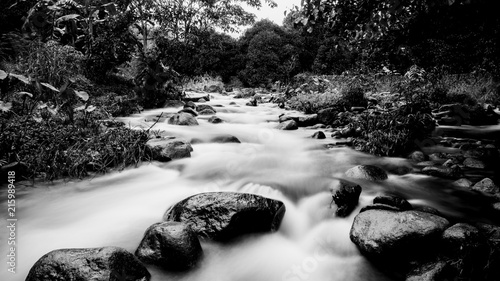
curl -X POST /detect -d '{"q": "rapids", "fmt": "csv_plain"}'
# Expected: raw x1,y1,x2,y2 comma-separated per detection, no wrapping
0,92,497,281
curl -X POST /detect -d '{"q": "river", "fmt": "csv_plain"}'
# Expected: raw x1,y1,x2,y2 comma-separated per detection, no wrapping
0,92,497,281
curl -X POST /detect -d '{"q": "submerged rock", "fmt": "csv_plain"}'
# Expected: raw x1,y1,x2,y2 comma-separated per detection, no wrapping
208,116,223,124
373,195,412,211
350,210,450,258
164,192,286,241
26,247,150,281
135,221,203,271
311,131,326,139
197,104,217,114
168,112,199,126
345,165,388,181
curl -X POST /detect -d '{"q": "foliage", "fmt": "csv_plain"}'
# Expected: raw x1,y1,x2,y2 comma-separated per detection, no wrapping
17,40,84,87
0,116,152,180
133,51,183,108
352,109,436,157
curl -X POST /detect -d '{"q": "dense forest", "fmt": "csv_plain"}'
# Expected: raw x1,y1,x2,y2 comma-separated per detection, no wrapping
1,0,499,180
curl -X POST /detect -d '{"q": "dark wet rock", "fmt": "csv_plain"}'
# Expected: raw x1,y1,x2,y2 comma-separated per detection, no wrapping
197,104,216,113
135,221,203,271
311,131,326,139
463,157,486,169
332,182,362,217
198,108,216,115
406,261,449,281
168,112,199,126
297,115,318,127
308,124,327,129
210,134,241,143
471,178,499,195
409,151,427,162
443,159,455,167
208,116,223,124
229,101,237,105
441,223,488,280
373,195,412,211
146,138,193,162
317,107,339,125
428,153,446,161
164,192,286,241
178,107,198,116
415,161,439,167
184,94,209,103
184,101,197,110
453,178,473,189
276,120,298,130
421,165,462,179
163,100,185,108
197,98,206,103
345,165,388,181
26,247,150,281
350,210,450,259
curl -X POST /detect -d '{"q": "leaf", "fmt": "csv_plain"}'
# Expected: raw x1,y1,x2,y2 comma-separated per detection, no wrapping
47,105,59,116
85,105,96,112
16,91,34,98
55,14,80,23
74,105,86,111
0,101,12,112
33,116,43,123
102,3,117,15
0,70,7,80
74,90,89,101
9,73,30,84
41,82,59,92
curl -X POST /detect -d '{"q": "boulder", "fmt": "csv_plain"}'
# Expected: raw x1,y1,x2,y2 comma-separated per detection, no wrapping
297,115,318,127
197,104,216,113
168,112,199,126
208,116,223,124
276,120,298,130
178,107,198,116
317,107,338,125
471,178,499,195
311,131,326,139
350,210,450,258
453,178,473,189
409,151,427,162
198,108,216,115
421,165,462,179
345,165,388,181
26,247,150,281
135,221,203,271
463,157,486,169
210,135,240,143
164,192,286,241
331,182,362,217
147,138,193,162
184,101,197,110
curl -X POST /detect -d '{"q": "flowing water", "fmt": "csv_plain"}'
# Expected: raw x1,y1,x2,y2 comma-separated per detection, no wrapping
1,92,497,281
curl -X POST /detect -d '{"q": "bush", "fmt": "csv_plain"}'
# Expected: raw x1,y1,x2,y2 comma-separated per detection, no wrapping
0,116,152,180
17,40,84,87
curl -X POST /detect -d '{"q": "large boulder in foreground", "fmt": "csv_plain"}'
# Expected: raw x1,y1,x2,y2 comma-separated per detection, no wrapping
135,221,203,271
146,138,193,162
26,247,150,281
350,210,450,259
163,192,286,241
168,112,199,126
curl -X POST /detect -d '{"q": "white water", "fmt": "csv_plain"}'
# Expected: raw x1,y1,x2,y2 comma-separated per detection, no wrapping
0,92,493,281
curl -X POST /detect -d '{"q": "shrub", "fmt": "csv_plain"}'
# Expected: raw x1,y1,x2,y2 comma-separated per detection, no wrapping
17,40,84,87
0,116,152,180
